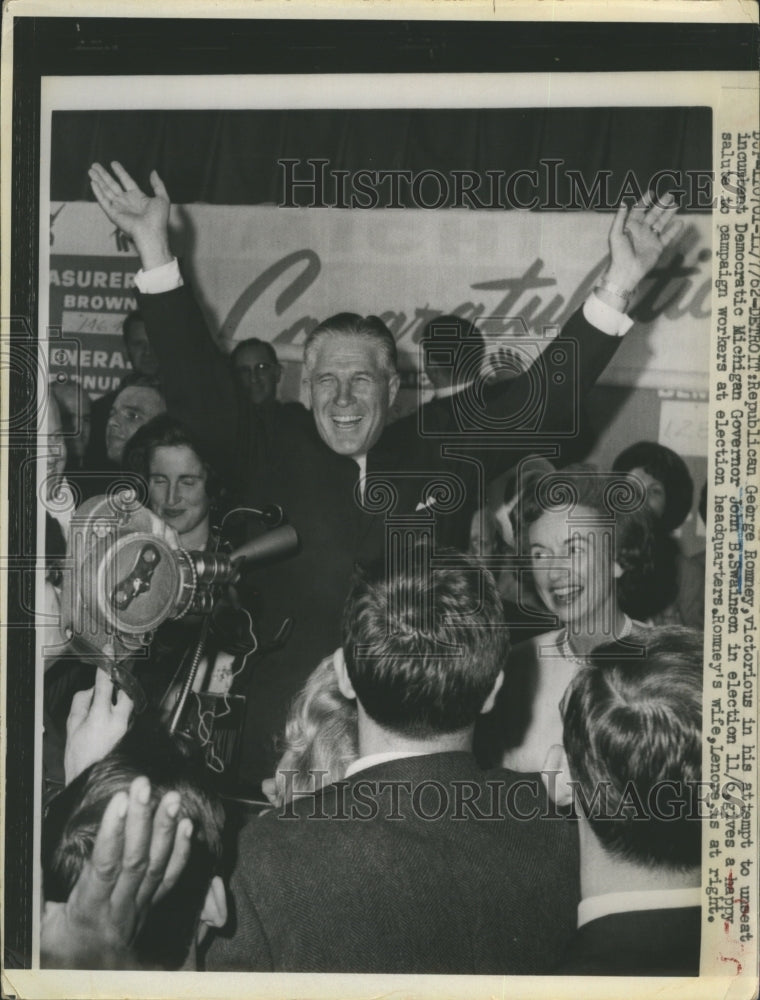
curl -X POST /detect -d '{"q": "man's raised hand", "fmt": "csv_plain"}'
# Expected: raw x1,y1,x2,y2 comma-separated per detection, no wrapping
89,161,173,270
41,777,193,969
603,190,682,301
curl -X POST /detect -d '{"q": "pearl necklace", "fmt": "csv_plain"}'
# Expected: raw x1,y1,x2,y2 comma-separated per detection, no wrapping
557,615,634,665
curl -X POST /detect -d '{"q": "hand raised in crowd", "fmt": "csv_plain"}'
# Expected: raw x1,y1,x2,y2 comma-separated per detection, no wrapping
41,776,193,969
89,161,173,271
600,190,682,306
64,668,133,785
485,344,527,383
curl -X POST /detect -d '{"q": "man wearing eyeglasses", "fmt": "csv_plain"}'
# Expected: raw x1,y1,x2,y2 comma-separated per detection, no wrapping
231,338,282,407
229,336,311,472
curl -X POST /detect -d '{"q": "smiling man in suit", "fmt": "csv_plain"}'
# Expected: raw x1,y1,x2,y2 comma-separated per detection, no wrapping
88,159,680,788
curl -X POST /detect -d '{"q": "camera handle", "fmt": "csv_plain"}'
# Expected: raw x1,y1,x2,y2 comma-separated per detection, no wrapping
102,655,147,714
164,524,299,734
166,613,213,736
165,528,224,737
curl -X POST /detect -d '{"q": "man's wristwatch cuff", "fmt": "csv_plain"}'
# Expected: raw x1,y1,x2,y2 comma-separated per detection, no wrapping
135,258,183,294
583,294,634,338
594,275,637,307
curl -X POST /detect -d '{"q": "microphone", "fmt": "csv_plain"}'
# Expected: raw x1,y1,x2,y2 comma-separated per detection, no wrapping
258,504,285,527
229,524,298,565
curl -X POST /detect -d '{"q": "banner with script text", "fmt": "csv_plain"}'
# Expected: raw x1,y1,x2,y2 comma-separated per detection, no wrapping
47,203,710,400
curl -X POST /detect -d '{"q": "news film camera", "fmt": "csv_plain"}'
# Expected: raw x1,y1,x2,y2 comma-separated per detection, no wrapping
59,489,297,777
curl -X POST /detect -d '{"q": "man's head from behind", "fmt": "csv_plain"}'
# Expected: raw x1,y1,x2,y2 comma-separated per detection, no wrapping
42,721,226,969
339,546,509,738
302,313,400,460
560,625,703,871
231,338,281,406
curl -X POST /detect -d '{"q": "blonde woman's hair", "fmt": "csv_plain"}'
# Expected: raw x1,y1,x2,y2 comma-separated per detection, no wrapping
270,654,358,806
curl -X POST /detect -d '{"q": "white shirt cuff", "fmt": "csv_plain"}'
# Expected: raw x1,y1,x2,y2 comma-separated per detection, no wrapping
135,258,183,294
583,293,634,338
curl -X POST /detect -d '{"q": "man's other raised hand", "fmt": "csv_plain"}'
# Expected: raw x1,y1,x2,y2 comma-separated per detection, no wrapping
598,190,682,310
89,161,173,271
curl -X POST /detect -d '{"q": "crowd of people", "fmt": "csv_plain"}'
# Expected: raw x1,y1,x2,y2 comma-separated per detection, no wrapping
39,161,706,975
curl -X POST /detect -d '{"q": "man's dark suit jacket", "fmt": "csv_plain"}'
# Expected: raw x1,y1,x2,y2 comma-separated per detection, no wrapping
557,906,701,976
206,752,580,974
139,285,622,782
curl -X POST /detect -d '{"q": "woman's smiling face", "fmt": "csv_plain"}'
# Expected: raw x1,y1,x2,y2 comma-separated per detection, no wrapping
148,444,210,540
528,505,621,630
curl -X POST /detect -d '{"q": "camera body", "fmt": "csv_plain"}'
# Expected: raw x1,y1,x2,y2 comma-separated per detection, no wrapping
60,491,238,668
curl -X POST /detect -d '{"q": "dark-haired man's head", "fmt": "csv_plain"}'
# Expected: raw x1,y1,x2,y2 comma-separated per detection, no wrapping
123,311,160,377
105,376,166,463
42,722,226,969
231,338,281,406
419,314,486,393
337,546,509,743
560,625,703,871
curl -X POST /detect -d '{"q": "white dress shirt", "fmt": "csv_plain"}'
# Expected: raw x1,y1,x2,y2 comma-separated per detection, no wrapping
577,887,702,928
345,750,429,778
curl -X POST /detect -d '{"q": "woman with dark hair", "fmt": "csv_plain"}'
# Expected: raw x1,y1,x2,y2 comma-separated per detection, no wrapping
122,416,250,759
477,464,655,774
613,440,700,624
612,440,694,533
123,413,224,551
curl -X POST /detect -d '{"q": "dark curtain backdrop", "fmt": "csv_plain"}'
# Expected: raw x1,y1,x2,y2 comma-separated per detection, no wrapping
52,107,711,208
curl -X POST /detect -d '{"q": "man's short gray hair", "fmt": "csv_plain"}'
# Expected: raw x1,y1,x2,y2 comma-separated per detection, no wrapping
303,313,398,374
